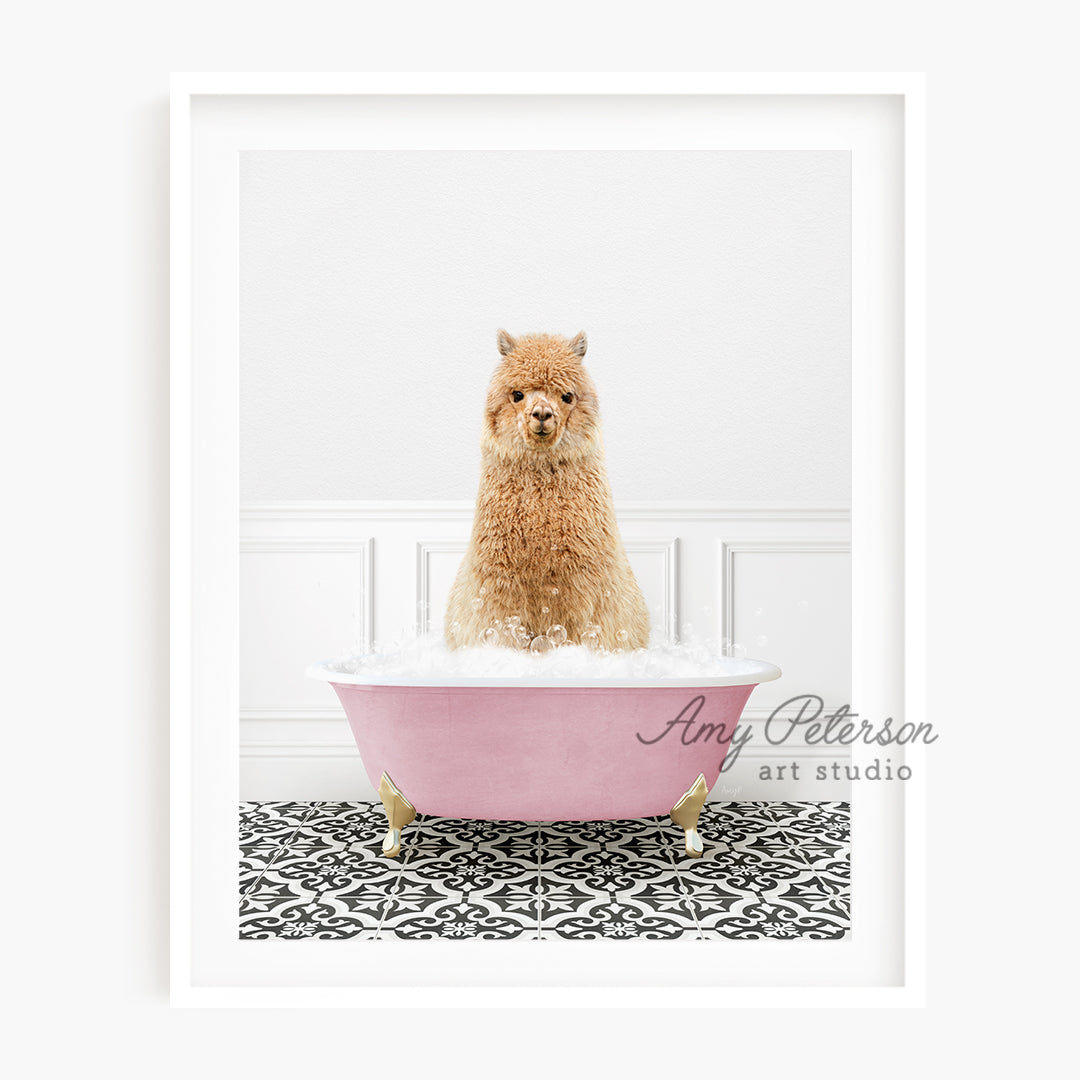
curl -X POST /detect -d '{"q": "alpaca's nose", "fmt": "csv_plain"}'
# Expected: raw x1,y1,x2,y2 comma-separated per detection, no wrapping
532,404,554,423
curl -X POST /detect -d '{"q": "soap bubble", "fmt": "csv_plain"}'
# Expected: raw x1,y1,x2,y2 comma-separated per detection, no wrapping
541,606,550,615
616,629,629,644
551,587,559,597
471,597,483,611
482,627,500,646
530,635,554,654
547,624,567,646
479,586,487,596
581,629,600,649
604,589,613,599
507,615,521,628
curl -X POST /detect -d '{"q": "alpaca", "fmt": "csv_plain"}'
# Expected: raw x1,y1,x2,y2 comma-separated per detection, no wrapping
444,329,650,652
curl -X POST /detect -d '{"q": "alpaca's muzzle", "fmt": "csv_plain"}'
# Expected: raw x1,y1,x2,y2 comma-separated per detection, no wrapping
527,394,558,438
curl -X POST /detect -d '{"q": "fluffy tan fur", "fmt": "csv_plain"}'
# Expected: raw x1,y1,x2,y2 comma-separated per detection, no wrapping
445,330,651,652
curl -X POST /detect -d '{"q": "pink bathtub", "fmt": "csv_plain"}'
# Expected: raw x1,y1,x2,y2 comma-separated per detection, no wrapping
307,659,781,856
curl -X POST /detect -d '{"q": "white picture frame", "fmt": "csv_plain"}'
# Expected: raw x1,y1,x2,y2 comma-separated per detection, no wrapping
171,72,925,1007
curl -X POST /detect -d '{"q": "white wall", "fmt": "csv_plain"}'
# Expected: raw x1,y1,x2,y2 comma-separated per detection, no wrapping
237,145,853,801
240,149,850,502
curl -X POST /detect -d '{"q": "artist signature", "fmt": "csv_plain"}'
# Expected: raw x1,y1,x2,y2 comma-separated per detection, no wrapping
635,693,937,772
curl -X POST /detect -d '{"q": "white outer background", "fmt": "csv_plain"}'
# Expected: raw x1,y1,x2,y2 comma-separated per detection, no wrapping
4,4,1074,1078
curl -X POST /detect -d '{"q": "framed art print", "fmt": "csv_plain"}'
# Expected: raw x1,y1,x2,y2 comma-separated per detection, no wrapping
171,73,925,1007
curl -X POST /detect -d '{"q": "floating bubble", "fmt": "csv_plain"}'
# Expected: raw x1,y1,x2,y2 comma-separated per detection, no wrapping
604,589,613,599
479,586,487,596
530,635,553,654
616,629,629,643
482,627,500,646
644,652,668,678
551,587,560,597
581,629,600,649
542,606,550,615
547,624,567,646
471,597,483,611
507,615,521,628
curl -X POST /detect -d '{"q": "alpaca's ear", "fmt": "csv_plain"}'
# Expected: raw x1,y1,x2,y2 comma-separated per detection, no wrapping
496,329,517,357
568,330,587,358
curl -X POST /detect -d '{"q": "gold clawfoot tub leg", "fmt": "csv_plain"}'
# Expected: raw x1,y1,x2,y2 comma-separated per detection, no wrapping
670,773,709,858
377,771,416,858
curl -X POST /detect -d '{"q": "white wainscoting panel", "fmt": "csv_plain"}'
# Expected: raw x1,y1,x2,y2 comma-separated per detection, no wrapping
240,502,851,802
416,539,467,635
239,537,372,718
625,538,679,644
720,538,852,719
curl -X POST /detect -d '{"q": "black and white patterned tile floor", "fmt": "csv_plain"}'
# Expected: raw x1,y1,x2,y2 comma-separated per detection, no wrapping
239,801,850,940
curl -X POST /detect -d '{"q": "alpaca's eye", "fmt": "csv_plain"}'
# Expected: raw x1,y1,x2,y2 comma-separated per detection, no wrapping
512,391,524,402
562,393,574,404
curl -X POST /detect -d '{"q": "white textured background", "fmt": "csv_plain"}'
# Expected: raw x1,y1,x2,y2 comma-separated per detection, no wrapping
5,0,1075,1067
240,150,850,501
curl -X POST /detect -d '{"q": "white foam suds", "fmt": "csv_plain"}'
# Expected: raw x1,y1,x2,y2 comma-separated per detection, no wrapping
316,634,773,683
